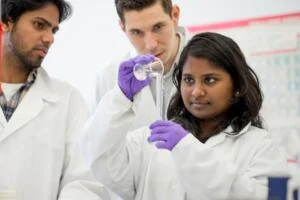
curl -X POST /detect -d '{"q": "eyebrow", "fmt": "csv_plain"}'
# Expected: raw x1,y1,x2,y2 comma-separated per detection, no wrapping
36,17,59,32
128,21,167,33
182,72,222,77
129,27,141,33
152,21,167,29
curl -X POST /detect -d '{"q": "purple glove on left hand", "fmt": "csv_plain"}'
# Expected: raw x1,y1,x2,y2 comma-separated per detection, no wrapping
148,120,189,151
118,54,155,101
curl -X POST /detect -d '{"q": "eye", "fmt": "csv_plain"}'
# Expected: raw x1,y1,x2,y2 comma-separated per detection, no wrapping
33,21,46,30
130,29,143,36
153,24,163,32
52,27,59,34
182,76,194,85
204,77,217,85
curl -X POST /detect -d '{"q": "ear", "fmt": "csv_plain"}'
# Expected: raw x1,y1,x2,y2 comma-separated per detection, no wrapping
1,23,8,32
119,20,125,32
0,21,5,31
171,4,180,26
1,21,12,32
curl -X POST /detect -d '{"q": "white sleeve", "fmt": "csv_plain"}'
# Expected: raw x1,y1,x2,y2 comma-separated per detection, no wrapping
87,63,118,114
58,88,111,200
171,133,288,200
80,86,148,200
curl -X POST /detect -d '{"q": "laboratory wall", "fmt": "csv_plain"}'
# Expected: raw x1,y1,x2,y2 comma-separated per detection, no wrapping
42,0,300,159
187,13,300,159
43,0,300,101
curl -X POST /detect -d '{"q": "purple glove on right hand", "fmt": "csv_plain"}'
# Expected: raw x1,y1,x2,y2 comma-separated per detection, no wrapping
148,120,189,151
118,54,155,101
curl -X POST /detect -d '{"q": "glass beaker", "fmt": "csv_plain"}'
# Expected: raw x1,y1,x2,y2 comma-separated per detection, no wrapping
133,58,164,81
133,57,166,119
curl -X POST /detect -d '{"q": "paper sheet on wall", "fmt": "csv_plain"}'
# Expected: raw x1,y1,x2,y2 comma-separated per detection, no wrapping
188,12,300,162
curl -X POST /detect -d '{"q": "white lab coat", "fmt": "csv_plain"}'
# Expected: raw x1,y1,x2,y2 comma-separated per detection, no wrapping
81,86,289,200
86,27,192,200
0,68,110,200
88,27,192,123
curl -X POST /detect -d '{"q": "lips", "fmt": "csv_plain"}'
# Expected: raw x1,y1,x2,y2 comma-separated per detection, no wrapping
34,48,48,57
190,101,209,109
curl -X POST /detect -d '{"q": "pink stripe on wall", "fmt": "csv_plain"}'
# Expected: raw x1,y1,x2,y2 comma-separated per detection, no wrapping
188,12,300,32
250,48,297,56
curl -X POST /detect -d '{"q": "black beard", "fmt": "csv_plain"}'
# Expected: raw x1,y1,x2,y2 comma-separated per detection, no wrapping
10,26,43,72
12,47,42,71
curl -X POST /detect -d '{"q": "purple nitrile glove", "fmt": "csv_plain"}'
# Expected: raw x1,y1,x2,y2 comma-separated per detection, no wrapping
118,54,155,101
148,120,189,151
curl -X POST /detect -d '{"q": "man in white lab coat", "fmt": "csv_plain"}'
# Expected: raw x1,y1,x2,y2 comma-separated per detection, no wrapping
89,0,192,125
0,0,110,199
87,1,191,199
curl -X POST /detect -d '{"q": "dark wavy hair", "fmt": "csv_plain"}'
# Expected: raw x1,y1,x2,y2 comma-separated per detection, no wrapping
1,0,72,23
115,0,172,23
167,32,264,137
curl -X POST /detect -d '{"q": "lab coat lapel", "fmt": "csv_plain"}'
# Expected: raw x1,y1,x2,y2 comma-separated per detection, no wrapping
206,133,226,148
0,108,7,131
0,68,59,142
205,124,251,148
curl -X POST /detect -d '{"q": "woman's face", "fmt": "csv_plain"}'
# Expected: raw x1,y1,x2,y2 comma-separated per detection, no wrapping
180,56,234,121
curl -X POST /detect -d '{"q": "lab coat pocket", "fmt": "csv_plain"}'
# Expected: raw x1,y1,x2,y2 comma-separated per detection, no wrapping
27,134,64,187
14,131,65,199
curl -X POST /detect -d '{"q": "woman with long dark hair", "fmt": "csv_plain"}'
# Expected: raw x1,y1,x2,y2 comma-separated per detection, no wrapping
82,32,288,200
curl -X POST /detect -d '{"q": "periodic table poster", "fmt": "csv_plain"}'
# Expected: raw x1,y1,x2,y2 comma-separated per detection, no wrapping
188,12,300,158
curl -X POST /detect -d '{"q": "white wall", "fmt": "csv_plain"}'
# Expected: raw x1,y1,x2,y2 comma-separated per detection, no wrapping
43,0,300,100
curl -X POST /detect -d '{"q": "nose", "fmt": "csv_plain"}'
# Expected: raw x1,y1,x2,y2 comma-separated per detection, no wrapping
144,33,158,52
191,84,206,97
41,30,54,45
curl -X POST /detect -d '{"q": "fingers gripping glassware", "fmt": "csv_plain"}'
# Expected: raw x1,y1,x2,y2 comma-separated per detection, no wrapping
133,57,166,120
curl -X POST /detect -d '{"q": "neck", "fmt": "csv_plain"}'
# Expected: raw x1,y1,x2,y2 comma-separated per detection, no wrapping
1,50,30,83
199,117,225,138
163,34,180,74
200,122,217,138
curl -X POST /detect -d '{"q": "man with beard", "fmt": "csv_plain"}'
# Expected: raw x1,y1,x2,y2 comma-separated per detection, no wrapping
0,0,110,199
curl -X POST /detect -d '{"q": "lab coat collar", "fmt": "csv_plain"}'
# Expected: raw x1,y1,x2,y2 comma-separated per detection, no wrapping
0,68,60,142
163,27,189,80
205,123,252,148
34,68,60,103
224,123,251,137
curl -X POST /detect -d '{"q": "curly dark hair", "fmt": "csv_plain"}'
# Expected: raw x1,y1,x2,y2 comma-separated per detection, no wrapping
1,0,72,23
167,32,264,138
